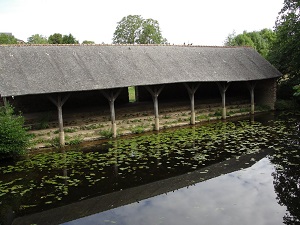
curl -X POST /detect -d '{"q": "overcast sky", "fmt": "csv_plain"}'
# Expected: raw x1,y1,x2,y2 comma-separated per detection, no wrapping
0,0,284,45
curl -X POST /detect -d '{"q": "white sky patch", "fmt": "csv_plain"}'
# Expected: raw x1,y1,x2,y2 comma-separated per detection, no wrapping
0,0,284,45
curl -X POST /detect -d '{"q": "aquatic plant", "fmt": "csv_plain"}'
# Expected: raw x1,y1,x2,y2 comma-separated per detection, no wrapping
0,112,299,219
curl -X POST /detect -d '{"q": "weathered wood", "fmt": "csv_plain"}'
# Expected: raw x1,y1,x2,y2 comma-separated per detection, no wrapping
184,83,200,125
2,97,8,107
102,88,122,138
134,86,139,102
247,81,256,115
48,94,70,147
145,85,164,131
217,82,230,120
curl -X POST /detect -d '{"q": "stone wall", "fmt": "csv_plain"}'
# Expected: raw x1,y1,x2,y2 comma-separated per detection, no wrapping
256,78,277,110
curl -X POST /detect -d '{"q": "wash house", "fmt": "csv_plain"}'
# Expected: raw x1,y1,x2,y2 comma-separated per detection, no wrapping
0,45,282,146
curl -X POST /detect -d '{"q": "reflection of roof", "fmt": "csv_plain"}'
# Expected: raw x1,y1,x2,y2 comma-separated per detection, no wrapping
12,150,269,225
0,45,282,97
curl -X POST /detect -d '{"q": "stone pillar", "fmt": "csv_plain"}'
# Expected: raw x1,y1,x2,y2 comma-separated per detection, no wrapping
145,85,164,131
48,94,70,147
184,83,200,125
247,81,256,115
217,82,230,120
102,88,122,138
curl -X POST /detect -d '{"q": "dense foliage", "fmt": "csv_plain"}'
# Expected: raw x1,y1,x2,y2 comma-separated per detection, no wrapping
269,0,300,102
27,34,48,44
0,33,18,44
224,29,276,59
0,104,31,158
113,15,167,44
47,33,79,44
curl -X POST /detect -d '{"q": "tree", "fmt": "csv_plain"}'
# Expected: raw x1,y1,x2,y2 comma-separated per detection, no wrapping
269,0,300,101
48,33,63,44
82,40,95,44
113,15,167,44
0,33,18,44
139,19,166,44
62,33,79,44
224,29,276,59
0,104,31,158
27,34,48,44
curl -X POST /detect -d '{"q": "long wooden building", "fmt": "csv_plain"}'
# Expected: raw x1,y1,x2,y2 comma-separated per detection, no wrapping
0,45,282,145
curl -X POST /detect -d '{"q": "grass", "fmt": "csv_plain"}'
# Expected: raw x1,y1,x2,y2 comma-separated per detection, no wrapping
128,86,136,103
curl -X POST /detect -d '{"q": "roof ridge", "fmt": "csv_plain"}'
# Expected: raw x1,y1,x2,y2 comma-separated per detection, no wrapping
0,43,253,49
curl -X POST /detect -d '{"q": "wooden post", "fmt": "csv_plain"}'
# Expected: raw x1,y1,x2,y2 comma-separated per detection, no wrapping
145,85,164,131
217,82,230,120
184,83,200,125
48,94,70,147
247,81,256,115
134,86,139,102
102,88,122,138
2,97,8,107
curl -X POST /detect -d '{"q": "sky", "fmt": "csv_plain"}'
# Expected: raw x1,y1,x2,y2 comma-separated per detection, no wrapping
0,0,284,45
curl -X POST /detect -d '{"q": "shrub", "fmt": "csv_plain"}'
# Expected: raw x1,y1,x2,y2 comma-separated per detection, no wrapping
214,109,222,117
99,129,113,138
67,136,83,145
275,99,300,111
130,126,145,134
0,104,31,158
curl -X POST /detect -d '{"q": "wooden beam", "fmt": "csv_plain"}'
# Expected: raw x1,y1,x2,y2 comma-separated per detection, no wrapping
48,94,71,147
217,82,230,120
101,88,122,138
247,81,256,115
145,85,164,131
184,83,200,124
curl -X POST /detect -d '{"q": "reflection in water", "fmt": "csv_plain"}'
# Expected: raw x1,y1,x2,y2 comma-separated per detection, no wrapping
1,112,299,225
271,118,300,225
64,158,286,225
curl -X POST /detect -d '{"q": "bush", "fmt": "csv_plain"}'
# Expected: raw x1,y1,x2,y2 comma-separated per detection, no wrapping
0,104,31,158
99,129,113,138
275,99,300,111
130,126,145,134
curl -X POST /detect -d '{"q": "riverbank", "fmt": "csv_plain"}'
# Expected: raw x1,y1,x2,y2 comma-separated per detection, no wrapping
27,99,270,149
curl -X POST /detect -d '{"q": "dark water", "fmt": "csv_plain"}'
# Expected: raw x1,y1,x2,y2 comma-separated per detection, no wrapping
0,111,299,225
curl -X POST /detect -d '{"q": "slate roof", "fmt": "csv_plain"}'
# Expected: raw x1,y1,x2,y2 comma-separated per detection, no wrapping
0,45,282,97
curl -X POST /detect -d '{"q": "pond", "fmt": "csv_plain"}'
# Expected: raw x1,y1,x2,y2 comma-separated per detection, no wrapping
0,111,299,225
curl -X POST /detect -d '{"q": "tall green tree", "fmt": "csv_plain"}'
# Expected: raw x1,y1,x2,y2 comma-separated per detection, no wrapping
269,0,300,100
48,33,63,44
0,33,18,44
113,15,167,44
62,33,79,44
27,34,48,44
270,0,300,78
224,29,276,59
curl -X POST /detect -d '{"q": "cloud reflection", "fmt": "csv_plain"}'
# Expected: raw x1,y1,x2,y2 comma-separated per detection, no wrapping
64,158,287,225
